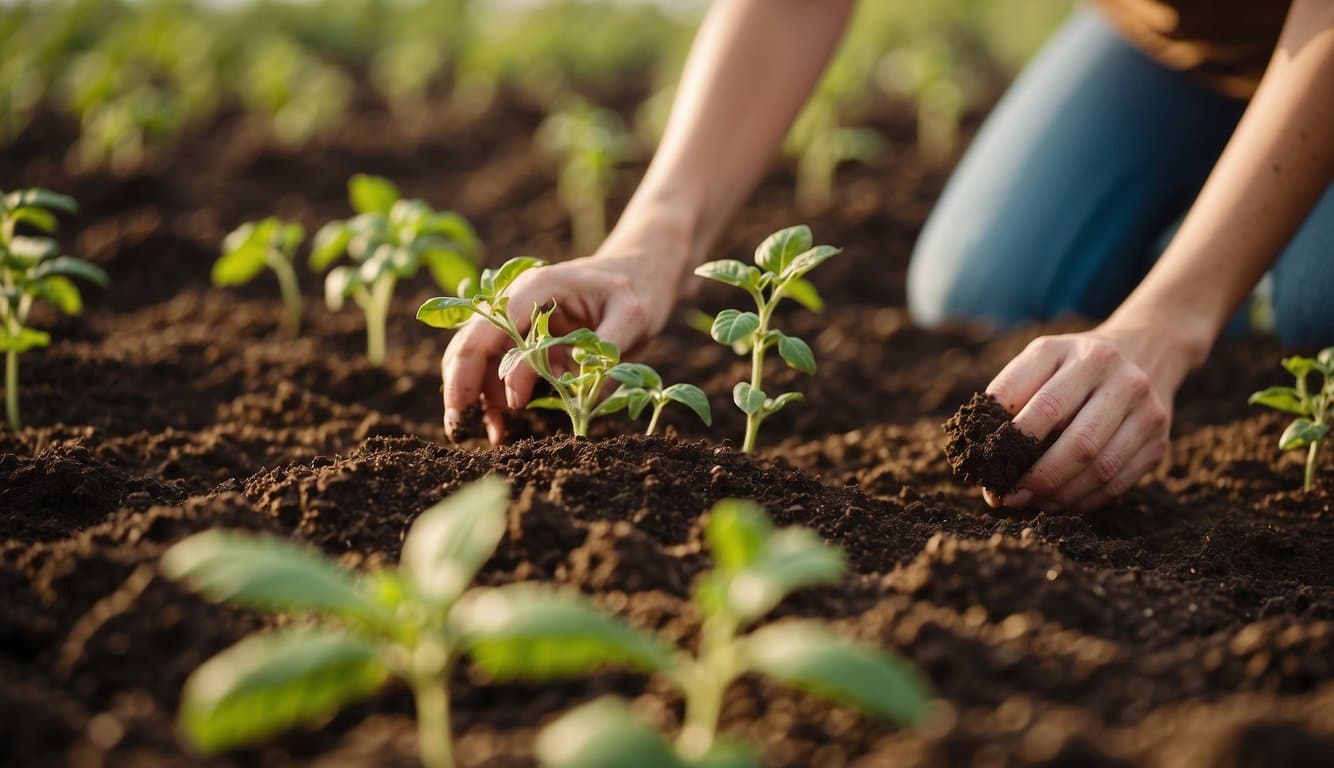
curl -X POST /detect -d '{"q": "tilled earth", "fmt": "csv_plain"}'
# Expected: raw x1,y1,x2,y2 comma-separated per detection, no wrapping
3,91,1333,768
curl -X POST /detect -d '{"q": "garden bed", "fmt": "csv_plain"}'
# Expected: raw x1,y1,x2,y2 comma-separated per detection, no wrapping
2,92,1333,767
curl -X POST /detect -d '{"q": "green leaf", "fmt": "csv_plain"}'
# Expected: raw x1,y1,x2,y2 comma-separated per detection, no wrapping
212,245,269,287
423,247,479,297
764,391,803,415
10,206,58,233
401,477,510,606
179,628,388,754
662,384,711,426
780,277,824,312
1280,418,1328,451
744,622,932,724
416,296,476,329
0,327,50,353
592,390,632,418
280,221,305,254
35,275,83,315
357,246,396,283
535,697,682,768
528,396,567,411
710,309,760,345
488,256,545,297
160,530,384,622
423,211,482,254
777,335,816,375
222,221,262,254
705,499,772,572
782,245,840,279
754,225,812,274
1282,356,1318,379
30,256,108,286
694,260,761,291
1248,386,1308,416
609,362,661,390
4,188,77,214
9,235,57,263
456,585,673,678
723,527,844,623
324,266,360,311
310,221,352,271
626,389,653,420
348,174,400,215
733,382,766,416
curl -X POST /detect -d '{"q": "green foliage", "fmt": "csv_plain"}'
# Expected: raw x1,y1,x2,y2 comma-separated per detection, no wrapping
418,257,707,438
162,477,668,768
537,101,637,256
0,188,107,429
694,225,838,452
1249,349,1334,491
215,218,305,335
235,35,351,146
537,498,933,766
314,174,481,367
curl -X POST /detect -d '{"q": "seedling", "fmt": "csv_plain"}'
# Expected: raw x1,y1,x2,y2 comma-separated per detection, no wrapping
313,174,481,366
214,218,305,336
785,100,884,214
161,477,672,768
237,36,351,146
418,257,708,437
1248,349,1334,491
0,188,108,429
536,499,933,767
537,102,636,256
695,225,838,452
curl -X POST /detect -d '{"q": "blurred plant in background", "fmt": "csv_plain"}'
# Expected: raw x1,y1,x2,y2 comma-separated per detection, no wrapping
537,100,638,256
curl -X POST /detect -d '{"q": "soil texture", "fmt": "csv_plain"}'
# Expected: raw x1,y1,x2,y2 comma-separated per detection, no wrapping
943,392,1044,495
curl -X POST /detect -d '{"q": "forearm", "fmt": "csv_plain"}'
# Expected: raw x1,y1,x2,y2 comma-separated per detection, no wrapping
1108,0,1334,367
607,0,855,289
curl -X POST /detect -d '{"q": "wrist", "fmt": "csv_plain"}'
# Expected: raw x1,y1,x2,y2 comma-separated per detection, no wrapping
598,192,711,295
1097,305,1216,390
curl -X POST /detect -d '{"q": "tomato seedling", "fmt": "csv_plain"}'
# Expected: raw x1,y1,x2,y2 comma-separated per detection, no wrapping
418,257,708,437
537,499,933,767
537,102,636,256
313,174,481,366
1249,348,1334,491
695,225,837,452
214,218,305,336
0,188,108,429
162,477,671,768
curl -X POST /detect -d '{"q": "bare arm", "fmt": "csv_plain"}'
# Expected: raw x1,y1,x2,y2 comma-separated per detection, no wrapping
989,0,1334,512
441,0,855,442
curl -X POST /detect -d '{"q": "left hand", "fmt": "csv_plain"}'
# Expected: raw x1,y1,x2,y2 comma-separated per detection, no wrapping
981,324,1195,513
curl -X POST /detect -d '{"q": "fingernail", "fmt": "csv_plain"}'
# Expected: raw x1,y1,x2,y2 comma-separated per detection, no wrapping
505,383,519,410
485,418,504,446
1003,489,1033,508
444,408,460,439
1038,501,1062,514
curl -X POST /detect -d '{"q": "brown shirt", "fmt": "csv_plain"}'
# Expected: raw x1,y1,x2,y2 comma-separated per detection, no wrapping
1095,0,1291,98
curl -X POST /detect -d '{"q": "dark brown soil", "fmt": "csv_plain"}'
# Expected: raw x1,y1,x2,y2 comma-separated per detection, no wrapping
3,85,1334,768
944,392,1044,494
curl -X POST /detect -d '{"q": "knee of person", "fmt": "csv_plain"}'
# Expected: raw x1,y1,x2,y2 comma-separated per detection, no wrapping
907,231,1032,330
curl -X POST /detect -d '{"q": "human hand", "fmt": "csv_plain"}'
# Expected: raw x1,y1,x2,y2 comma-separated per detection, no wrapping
981,324,1198,512
439,243,682,444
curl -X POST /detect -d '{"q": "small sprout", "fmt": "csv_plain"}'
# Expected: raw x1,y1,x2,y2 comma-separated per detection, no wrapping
0,188,108,429
313,174,481,367
162,477,671,768
418,257,708,438
538,499,933,766
214,218,305,336
695,225,838,452
537,102,637,256
1249,349,1334,491
237,36,351,146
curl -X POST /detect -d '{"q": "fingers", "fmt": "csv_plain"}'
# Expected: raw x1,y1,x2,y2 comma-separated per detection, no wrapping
1066,436,1168,512
480,360,507,445
594,288,651,356
1008,368,1149,504
986,336,1065,414
441,317,512,439
1009,342,1117,442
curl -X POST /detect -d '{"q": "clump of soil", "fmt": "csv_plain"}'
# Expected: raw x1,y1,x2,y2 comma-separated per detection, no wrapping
943,392,1043,494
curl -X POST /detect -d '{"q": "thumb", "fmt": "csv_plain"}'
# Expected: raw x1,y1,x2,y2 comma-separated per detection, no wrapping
594,289,651,359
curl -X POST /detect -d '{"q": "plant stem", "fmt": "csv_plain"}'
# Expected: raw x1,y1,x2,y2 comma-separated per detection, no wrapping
365,277,395,367
1305,441,1319,492
411,679,453,768
5,350,18,430
270,256,303,337
741,302,774,454
676,616,735,759
646,402,664,436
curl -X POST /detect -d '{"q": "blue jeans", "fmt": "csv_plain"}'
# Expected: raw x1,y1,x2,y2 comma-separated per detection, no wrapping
908,8,1334,345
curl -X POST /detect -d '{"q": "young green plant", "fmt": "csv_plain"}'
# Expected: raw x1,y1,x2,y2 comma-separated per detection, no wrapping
537,101,636,256
695,225,838,452
417,257,709,437
161,477,672,768
214,218,305,336
0,188,108,429
536,499,933,767
313,174,481,366
1248,348,1334,491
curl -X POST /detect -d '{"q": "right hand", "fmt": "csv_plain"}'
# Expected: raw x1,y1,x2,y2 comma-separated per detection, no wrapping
440,249,679,444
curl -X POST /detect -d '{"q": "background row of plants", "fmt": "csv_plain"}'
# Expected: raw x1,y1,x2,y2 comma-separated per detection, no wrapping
1,0,1072,190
